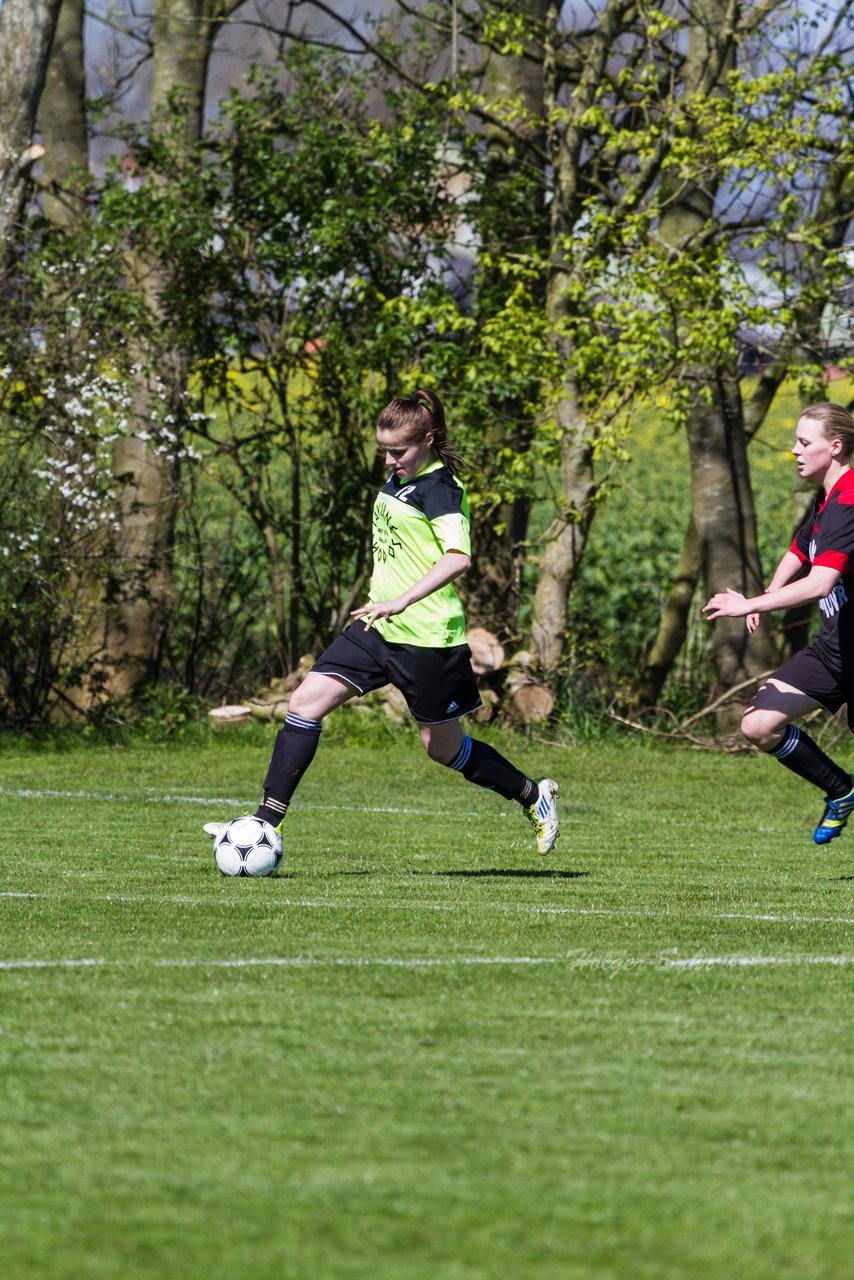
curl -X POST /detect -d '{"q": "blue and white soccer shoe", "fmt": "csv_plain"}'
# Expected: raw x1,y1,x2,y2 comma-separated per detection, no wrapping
813,779,854,845
525,777,560,854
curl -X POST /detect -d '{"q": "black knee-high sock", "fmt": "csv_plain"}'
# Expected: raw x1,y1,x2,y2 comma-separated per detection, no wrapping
770,725,851,797
446,734,536,805
255,711,323,824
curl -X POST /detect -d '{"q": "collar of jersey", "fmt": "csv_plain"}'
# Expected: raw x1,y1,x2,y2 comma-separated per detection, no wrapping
392,458,442,486
820,466,854,508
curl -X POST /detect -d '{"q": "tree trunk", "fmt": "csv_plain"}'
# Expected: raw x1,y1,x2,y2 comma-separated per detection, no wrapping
36,0,98,711
639,144,854,705
39,0,88,229
529,0,634,672
530,379,595,671
655,0,778,710
687,366,778,688
150,0,222,144
634,516,701,711
472,1,549,639
104,1,242,695
0,0,62,252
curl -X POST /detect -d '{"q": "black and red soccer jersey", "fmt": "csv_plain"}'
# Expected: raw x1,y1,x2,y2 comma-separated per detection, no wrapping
790,469,854,665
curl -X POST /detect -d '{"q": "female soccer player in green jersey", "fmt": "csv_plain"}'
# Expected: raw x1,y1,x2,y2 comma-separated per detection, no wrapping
206,389,559,856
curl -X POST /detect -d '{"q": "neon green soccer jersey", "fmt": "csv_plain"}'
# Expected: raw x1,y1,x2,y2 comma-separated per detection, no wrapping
369,460,471,647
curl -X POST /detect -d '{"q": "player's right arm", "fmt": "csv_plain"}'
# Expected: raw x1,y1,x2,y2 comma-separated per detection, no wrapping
705,562,840,623
352,549,471,630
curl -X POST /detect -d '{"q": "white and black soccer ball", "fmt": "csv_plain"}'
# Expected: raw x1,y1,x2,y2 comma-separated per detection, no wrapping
213,816,283,877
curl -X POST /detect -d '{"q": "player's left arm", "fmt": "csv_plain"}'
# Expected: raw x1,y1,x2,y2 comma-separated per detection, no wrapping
352,550,471,629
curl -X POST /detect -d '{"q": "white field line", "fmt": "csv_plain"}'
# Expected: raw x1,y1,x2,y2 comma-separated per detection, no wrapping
4,889,854,929
0,784,489,818
0,955,557,971
2,953,854,973
664,955,854,969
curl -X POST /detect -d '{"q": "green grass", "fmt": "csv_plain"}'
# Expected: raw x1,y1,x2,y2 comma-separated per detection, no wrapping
2,731,854,1279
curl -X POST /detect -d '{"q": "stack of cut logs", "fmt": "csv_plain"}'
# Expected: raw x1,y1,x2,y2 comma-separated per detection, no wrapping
208,627,553,727
466,627,554,725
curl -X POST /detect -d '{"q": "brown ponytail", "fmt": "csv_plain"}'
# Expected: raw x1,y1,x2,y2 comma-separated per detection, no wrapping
376,388,465,477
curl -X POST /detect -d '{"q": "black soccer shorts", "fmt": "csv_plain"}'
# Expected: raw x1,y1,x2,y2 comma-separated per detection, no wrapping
311,620,482,724
771,643,854,730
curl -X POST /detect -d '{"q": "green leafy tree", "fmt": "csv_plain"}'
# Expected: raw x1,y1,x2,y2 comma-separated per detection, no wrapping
635,5,854,709
92,49,480,677
0,237,137,722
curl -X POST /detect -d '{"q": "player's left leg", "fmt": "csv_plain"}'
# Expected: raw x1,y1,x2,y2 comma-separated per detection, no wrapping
420,720,559,854
743,671,854,844
823,692,854,844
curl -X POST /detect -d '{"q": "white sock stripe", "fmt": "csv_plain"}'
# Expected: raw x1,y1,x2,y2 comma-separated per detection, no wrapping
285,712,323,732
448,735,473,771
771,724,800,760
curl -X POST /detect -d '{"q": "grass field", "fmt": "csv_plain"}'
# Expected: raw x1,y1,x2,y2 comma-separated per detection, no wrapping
2,728,854,1279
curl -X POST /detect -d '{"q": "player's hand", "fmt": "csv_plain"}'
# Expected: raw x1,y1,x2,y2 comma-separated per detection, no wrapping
351,598,405,630
702,588,750,620
746,611,760,634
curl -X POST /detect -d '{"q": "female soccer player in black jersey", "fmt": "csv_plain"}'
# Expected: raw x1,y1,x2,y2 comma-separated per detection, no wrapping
206,390,559,856
704,402,854,844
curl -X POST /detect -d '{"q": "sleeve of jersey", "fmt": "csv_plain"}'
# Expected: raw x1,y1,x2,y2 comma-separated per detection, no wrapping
423,480,471,556
812,495,854,573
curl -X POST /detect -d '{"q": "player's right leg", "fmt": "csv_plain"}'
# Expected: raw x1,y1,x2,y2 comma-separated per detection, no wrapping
254,673,357,823
742,676,853,844
203,673,357,841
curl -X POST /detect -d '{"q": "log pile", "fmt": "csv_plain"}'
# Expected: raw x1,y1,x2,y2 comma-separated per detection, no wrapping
243,654,315,721
207,654,314,727
207,703,254,726
208,629,554,728
467,628,554,725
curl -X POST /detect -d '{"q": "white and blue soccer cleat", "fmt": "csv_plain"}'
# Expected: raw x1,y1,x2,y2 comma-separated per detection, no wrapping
525,778,559,854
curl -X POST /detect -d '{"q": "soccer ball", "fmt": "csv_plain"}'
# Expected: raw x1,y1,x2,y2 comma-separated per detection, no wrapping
213,816,283,877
